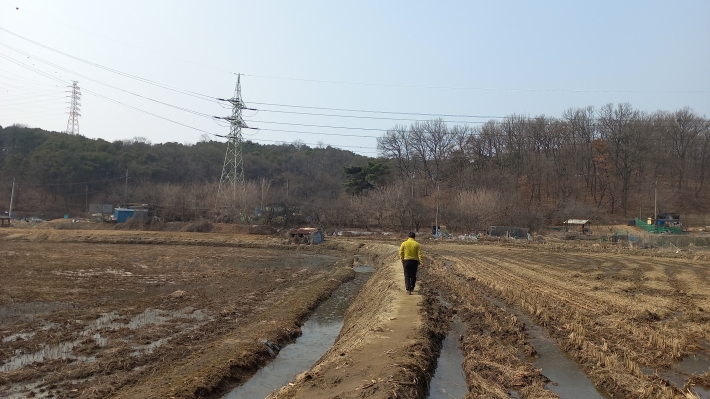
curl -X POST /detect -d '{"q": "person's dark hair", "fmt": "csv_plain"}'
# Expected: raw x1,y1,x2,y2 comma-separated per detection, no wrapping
408,232,416,238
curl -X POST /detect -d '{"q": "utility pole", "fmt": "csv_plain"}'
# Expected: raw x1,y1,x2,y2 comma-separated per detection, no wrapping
8,177,15,219
124,169,128,207
435,180,440,237
216,74,253,213
654,181,658,221
66,81,81,135
85,185,89,214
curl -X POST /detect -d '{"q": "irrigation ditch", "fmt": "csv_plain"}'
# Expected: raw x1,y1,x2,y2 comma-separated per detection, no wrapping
2,231,708,398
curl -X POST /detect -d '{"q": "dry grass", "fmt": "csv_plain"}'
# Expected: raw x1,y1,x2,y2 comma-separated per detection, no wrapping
433,242,709,398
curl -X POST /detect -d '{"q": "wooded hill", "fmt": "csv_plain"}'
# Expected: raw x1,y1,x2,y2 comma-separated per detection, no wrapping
2,103,709,232
0,124,368,223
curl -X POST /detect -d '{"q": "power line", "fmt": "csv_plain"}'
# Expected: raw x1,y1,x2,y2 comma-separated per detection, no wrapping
1,50,260,143
0,98,68,107
12,8,237,76
0,29,221,102
0,69,67,87
4,34,699,154
247,119,392,132
248,101,507,119
0,52,69,85
256,127,378,139
0,44,220,120
243,74,710,94
82,88,229,136
0,49,375,153
254,108,495,125
4,37,699,134
11,11,708,95
0,91,68,100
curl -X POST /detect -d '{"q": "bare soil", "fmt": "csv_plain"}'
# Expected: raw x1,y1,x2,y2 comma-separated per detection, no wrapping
2,227,708,399
0,229,358,398
272,243,447,399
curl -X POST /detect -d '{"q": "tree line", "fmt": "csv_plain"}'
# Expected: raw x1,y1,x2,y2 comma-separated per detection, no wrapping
374,103,710,232
2,102,709,232
0,124,367,222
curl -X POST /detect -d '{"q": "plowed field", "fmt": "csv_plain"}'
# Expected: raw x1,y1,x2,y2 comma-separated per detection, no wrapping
1,228,708,399
427,242,710,398
0,230,357,398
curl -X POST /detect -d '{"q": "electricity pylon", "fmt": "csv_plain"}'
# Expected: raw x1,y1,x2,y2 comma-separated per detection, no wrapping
65,81,81,135
216,74,249,214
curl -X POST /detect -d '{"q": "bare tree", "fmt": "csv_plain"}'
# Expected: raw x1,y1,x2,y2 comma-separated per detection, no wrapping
597,103,649,215
377,125,417,182
658,108,704,194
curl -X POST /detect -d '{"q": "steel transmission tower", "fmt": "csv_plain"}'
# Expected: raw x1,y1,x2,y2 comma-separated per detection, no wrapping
216,74,249,213
65,81,81,134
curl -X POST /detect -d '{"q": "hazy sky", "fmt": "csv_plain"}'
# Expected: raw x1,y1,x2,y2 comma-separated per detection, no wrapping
1,1,709,156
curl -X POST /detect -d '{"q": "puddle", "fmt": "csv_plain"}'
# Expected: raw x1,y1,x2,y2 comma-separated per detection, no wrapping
84,307,207,331
645,352,710,398
224,260,374,399
0,340,95,372
1,381,43,399
353,254,375,273
353,265,375,273
0,307,210,372
485,295,609,399
428,317,468,399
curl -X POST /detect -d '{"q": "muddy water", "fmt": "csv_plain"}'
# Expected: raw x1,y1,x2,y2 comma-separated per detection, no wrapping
0,307,208,373
646,352,710,398
428,317,468,399
485,296,609,399
224,262,374,399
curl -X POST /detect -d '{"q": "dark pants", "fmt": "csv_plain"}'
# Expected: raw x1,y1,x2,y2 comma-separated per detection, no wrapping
402,260,420,292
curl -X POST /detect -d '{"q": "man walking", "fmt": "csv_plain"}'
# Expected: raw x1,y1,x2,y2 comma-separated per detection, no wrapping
399,232,423,295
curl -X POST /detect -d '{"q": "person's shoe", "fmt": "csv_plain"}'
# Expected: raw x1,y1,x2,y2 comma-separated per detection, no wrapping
408,290,412,295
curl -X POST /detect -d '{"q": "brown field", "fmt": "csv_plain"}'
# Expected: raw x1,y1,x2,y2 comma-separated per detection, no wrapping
1,227,709,399
426,241,710,399
0,229,358,398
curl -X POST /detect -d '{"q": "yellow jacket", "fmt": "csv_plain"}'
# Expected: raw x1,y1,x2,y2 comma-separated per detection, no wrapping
399,238,423,264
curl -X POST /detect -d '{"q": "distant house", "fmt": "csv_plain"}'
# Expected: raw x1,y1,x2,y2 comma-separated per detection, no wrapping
635,213,682,234
113,208,149,223
564,219,590,234
656,213,681,227
288,228,324,245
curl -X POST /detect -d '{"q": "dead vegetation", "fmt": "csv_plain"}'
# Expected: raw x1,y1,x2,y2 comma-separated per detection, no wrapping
432,242,710,399
424,257,558,398
0,235,355,399
2,229,708,398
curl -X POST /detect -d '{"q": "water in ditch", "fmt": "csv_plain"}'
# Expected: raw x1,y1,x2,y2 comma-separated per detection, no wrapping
485,295,610,399
645,352,710,398
428,317,468,399
224,262,374,399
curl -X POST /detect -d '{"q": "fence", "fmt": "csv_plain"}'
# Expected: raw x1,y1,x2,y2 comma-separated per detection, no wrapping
634,218,682,235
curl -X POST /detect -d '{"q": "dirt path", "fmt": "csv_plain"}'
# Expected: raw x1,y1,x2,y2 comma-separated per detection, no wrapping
273,244,442,399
